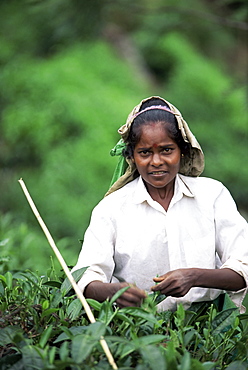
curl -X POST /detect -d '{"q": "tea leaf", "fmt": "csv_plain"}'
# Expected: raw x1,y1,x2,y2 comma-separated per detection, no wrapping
0,326,23,346
179,351,191,370
42,299,49,310
48,345,56,364
87,321,106,337
59,341,69,362
194,361,215,370
164,341,178,369
184,329,197,347
20,272,48,299
39,325,53,348
211,308,239,335
86,298,102,311
0,274,6,285
117,335,166,359
138,334,166,346
22,345,45,369
139,345,166,370
60,266,88,296
5,271,13,290
66,298,83,320
50,290,63,307
121,307,159,324
119,342,136,358
42,280,61,288
54,326,88,343
41,307,59,319
71,322,106,363
225,361,248,370
0,354,22,369
115,312,134,325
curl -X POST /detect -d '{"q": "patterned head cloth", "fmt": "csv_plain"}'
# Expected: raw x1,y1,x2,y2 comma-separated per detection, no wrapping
105,96,204,196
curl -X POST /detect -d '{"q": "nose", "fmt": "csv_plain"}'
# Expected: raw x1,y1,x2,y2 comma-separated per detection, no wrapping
151,153,163,167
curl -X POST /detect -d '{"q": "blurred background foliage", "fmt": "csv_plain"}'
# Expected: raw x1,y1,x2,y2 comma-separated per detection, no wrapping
0,0,247,273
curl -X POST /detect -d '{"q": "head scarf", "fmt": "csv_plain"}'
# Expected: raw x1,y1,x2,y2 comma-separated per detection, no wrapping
105,96,204,196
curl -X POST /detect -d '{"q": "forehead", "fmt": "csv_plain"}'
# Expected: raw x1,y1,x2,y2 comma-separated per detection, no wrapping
136,122,172,144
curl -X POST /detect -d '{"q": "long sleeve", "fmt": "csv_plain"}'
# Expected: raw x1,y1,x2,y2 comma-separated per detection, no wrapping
214,186,248,308
72,202,116,292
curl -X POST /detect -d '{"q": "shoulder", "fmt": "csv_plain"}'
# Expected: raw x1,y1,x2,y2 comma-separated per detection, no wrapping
92,178,139,214
179,174,224,190
179,174,230,200
178,175,244,220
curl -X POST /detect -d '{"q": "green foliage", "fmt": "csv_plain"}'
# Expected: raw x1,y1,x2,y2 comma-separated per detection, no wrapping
0,40,149,241
0,0,104,59
0,212,77,274
0,267,248,369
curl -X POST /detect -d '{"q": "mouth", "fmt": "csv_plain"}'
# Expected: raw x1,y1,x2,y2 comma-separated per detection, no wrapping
149,171,168,175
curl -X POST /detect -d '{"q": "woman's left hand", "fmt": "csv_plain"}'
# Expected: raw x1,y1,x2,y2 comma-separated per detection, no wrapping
151,267,246,296
151,268,197,297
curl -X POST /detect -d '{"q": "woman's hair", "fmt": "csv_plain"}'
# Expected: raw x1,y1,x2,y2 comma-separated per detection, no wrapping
123,98,190,158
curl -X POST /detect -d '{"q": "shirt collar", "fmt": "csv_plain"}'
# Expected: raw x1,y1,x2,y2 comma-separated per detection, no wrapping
132,174,194,205
176,174,195,198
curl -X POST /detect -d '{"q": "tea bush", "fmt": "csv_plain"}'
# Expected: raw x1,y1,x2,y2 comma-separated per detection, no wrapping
0,265,248,369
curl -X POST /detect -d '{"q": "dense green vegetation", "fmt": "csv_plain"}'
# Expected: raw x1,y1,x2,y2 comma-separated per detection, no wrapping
0,1,247,367
1,267,248,369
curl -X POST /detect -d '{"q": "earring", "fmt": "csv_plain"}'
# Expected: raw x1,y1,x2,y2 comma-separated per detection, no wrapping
181,154,184,158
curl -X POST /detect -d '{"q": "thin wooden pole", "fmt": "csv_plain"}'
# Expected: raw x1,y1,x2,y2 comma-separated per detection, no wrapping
18,179,118,370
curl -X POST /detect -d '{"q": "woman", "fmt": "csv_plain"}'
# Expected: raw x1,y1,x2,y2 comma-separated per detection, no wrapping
72,96,248,312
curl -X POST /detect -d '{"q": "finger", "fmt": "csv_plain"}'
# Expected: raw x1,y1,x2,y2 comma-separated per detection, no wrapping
128,287,147,299
165,285,190,297
115,298,127,308
151,281,165,291
116,295,141,308
119,289,146,306
114,285,146,307
120,283,146,298
153,276,164,282
124,291,146,304
151,279,177,295
150,284,159,291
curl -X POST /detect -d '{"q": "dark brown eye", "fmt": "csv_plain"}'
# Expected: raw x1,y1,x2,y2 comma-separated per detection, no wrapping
162,148,172,153
139,150,150,155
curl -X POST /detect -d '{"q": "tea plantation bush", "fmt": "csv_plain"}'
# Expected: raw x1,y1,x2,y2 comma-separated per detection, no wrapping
1,265,248,369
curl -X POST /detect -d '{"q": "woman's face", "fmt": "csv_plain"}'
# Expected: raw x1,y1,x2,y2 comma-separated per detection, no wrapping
132,122,181,191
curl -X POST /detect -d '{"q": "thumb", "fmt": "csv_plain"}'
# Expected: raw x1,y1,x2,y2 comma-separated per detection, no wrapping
153,276,164,282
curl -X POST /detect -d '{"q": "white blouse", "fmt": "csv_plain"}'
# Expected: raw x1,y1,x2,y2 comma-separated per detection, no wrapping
72,174,248,312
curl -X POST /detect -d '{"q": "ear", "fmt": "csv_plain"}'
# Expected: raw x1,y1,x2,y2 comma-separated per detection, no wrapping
130,156,135,163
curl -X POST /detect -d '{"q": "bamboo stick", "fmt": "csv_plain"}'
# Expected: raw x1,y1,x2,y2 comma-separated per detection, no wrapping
18,179,118,370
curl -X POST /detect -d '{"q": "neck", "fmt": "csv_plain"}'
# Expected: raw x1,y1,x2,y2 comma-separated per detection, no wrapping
145,179,175,211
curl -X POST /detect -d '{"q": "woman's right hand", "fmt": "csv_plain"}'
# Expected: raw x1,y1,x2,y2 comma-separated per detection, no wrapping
84,281,147,308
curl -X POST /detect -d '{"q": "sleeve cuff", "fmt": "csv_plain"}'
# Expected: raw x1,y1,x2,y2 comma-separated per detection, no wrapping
220,260,248,313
